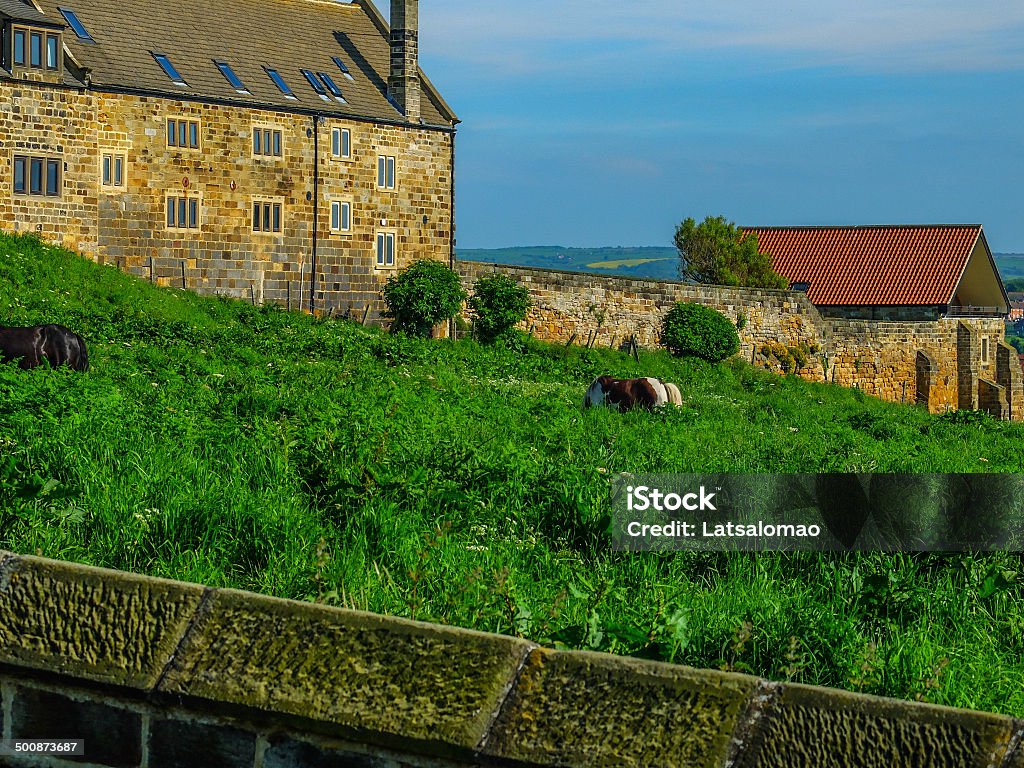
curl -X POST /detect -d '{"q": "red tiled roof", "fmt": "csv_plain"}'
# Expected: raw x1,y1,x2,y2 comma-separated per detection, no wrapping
743,225,983,306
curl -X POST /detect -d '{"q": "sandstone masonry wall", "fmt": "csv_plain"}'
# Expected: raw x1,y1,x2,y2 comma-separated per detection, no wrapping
1,79,453,321
1,550,1021,768
458,261,830,380
459,262,1024,418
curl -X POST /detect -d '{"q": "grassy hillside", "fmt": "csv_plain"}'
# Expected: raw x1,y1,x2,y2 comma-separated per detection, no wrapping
3,233,1024,715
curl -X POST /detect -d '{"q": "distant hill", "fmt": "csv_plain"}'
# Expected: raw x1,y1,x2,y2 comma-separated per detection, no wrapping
460,248,1024,285
995,254,1024,283
457,246,680,280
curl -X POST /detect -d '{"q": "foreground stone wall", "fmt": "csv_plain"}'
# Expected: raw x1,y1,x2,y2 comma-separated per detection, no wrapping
1,78,453,322
459,262,1024,418
0,550,1021,768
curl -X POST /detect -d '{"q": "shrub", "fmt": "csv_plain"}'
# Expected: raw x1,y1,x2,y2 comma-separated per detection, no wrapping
661,302,739,362
382,260,466,338
468,274,531,342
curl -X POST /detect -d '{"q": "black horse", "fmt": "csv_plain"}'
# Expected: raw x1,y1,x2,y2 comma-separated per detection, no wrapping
0,324,89,371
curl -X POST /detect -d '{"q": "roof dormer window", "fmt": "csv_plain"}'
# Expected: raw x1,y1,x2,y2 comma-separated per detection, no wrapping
11,26,62,72
331,56,354,81
317,72,346,102
265,67,296,99
46,34,59,69
152,53,187,86
300,69,330,101
13,28,26,66
215,60,249,94
57,7,93,41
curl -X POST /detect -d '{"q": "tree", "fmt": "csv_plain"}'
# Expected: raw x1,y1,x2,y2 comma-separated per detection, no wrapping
674,215,788,289
382,260,467,338
468,274,531,342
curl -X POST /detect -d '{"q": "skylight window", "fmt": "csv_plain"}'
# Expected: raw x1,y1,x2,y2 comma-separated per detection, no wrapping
317,72,346,102
58,7,93,41
300,69,330,101
152,53,187,86
264,67,296,99
215,60,249,93
331,56,354,81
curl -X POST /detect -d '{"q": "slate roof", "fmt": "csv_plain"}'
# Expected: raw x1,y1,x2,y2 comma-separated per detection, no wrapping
10,0,455,127
0,0,57,26
744,225,991,307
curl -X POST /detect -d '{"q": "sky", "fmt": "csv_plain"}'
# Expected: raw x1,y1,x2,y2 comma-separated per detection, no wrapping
409,1,1024,252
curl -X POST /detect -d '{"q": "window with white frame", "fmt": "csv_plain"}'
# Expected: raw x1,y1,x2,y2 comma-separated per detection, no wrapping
981,336,990,364
330,200,352,233
101,152,126,187
376,155,395,189
166,193,200,230
376,231,396,268
331,127,351,159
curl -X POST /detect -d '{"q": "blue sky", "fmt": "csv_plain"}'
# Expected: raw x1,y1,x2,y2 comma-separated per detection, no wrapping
411,1,1024,252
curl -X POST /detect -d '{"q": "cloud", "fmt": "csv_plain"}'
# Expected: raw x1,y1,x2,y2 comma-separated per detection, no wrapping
420,1,1024,77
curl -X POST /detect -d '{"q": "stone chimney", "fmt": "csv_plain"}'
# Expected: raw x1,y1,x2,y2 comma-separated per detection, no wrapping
389,0,420,121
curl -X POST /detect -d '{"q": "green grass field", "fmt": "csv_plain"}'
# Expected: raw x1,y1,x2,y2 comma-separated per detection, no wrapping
3,232,1024,715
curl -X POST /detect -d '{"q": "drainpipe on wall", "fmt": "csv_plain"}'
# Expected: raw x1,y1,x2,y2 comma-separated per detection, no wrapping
309,113,321,314
448,128,457,339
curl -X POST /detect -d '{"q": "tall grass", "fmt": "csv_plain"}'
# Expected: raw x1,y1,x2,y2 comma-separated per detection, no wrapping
2,232,1024,715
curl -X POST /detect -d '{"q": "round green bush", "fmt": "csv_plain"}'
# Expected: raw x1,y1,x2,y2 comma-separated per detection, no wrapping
468,274,531,342
382,260,467,338
660,302,740,362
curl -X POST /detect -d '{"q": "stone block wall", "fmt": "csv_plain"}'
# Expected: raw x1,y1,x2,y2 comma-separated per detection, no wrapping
458,262,1024,419
0,82,98,254
979,379,1008,420
1,550,1022,768
458,261,830,380
1,79,454,322
996,342,1024,421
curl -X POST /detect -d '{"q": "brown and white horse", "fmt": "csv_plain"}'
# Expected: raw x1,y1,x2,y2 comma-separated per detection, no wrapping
0,324,89,371
583,376,682,412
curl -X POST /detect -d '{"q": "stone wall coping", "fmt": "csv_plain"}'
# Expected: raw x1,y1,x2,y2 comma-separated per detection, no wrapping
0,549,1021,767
456,259,813,301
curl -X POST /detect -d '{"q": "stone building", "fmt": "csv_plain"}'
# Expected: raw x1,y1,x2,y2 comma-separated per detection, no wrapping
747,225,1018,417
461,223,1024,419
0,0,456,317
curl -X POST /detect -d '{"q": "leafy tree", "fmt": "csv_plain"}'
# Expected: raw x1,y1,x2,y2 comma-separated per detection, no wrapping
468,274,531,342
674,215,788,289
661,302,739,362
382,260,466,338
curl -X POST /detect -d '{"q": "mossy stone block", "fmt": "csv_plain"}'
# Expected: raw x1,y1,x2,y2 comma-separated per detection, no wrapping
1006,735,1024,768
483,648,758,767
157,588,531,754
735,683,1015,768
0,551,204,689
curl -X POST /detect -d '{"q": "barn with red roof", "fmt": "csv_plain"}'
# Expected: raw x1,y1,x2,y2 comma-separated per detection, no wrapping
738,224,1020,419
744,225,1008,320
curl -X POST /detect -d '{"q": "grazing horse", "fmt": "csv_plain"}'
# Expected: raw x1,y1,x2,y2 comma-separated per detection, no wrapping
583,375,682,412
0,324,89,371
